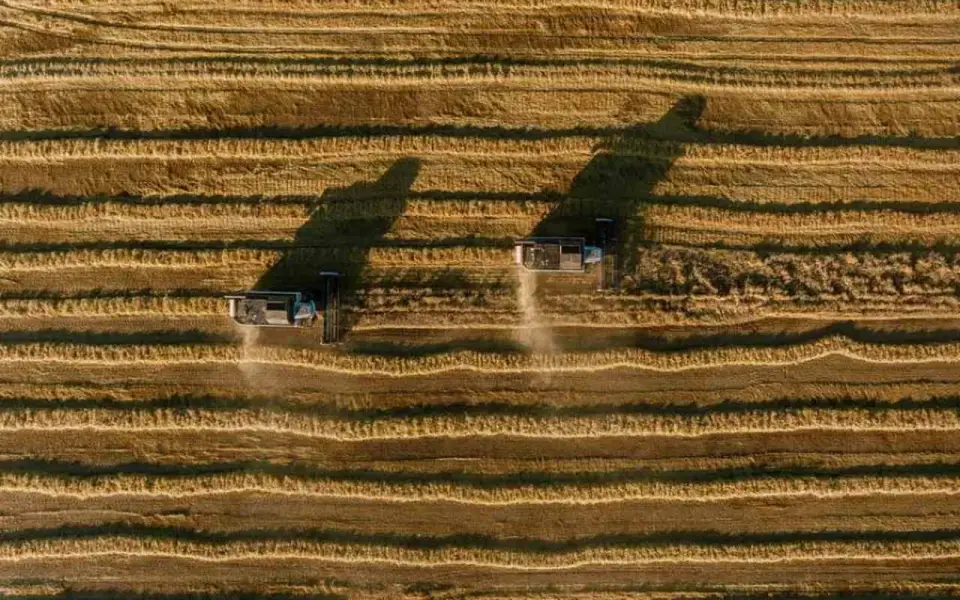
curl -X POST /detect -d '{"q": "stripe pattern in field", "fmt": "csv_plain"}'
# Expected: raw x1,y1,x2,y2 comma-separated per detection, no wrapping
2,0,960,597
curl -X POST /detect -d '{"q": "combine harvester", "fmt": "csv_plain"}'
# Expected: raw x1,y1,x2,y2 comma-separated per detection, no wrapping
226,271,342,343
514,218,619,290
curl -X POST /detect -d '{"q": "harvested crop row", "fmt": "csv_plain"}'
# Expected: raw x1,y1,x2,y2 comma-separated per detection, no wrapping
3,289,957,331
6,470,960,505
3,136,953,164
1,48,956,91
5,534,960,568
8,405,960,441
0,247,512,271
0,198,553,221
3,88,959,138
0,215,532,245
4,336,960,376
2,144,957,203
0,295,221,318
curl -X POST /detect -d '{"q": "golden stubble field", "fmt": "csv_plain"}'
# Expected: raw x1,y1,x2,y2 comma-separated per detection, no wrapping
2,0,960,598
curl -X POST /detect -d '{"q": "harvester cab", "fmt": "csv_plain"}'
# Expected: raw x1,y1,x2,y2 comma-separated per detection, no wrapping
225,271,342,344
514,218,618,290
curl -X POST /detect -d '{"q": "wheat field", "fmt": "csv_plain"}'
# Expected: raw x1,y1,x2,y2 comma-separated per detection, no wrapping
2,0,960,598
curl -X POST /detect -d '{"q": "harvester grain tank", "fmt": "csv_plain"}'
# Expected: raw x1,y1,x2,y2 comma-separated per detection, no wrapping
514,218,618,289
225,271,342,343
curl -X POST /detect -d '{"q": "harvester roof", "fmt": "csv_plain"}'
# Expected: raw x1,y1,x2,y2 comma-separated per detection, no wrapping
515,238,585,272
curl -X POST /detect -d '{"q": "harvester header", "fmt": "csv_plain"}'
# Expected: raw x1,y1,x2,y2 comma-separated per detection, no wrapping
225,271,342,343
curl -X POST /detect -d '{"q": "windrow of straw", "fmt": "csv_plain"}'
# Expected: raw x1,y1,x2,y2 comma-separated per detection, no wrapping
1,336,960,376
0,46,956,91
4,534,960,568
0,247,511,271
5,470,960,505
0,137,956,167
0,296,221,318
6,405,960,441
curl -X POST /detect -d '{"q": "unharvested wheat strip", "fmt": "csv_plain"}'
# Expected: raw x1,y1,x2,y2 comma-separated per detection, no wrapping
5,471,960,505
647,226,960,248
643,206,960,247
0,247,512,271
634,246,960,299
4,336,960,376
4,535,960,568
7,406,960,441
655,182,960,206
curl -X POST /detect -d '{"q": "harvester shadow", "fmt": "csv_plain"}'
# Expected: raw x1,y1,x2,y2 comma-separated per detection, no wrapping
527,95,705,288
248,157,420,340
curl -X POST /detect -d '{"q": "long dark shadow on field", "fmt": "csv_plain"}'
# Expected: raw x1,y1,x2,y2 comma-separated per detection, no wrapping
526,96,705,286
247,157,419,337
6,522,960,552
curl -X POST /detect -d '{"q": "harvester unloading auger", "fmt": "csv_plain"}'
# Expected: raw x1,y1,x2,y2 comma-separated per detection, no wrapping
225,271,341,344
